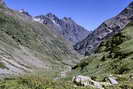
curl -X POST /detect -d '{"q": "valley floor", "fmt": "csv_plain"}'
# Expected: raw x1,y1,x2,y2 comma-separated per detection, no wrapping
0,74,133,89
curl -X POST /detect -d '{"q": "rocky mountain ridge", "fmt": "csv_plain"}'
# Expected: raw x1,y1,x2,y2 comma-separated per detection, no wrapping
74,1,133,55
34,13,90,44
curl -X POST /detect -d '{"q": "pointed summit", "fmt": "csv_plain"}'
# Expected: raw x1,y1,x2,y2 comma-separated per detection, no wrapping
46,13,58,19
63,17,75,23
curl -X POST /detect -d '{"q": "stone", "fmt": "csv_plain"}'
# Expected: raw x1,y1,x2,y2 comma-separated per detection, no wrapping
108,76,118,85
72,75,104,89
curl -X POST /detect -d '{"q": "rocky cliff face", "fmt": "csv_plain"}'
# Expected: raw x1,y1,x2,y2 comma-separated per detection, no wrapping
34,13,90,44
74,2,133,55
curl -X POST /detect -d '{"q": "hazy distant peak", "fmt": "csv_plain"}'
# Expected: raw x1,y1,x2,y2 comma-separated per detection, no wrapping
62,17,75,23
63,17,72,20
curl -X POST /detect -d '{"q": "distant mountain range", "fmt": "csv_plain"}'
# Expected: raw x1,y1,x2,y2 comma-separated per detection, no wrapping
17,8,90,45
34,13,90,44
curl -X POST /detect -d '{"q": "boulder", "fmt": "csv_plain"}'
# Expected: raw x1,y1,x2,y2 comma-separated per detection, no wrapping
72,75,104,89
108,76,118,85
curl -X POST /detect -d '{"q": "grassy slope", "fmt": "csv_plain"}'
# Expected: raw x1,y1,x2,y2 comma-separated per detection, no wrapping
0,5,80,68
0,5,84,89
0,75,97,89
69,22,133,89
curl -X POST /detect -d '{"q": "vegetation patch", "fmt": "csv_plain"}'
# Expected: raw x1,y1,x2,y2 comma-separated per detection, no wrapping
0,62,6,69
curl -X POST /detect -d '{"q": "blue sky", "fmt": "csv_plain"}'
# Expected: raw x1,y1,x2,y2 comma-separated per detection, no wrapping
5,0,132,30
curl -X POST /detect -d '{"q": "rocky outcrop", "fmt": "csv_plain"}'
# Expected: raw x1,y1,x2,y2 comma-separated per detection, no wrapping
72,75,104,89
74,1,133,55
72,75,119,89
34,13,90,44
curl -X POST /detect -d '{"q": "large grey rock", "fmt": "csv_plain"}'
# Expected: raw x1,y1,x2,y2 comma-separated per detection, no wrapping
74,1,133,55
72,75,104,89
34,13,90,45
108,76,118,85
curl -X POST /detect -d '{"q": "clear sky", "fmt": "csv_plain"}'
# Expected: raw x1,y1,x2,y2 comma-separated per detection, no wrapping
5,0,132,31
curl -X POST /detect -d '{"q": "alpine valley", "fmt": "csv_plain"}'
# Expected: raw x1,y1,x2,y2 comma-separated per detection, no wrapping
0,0,133,89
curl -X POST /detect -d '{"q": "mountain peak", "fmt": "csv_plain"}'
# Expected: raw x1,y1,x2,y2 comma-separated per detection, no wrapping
46,13,58,19
63,17,72,20
34,13,89,44
46,13,55,16
19,9,32,17
63,17,75,23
